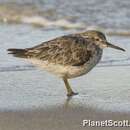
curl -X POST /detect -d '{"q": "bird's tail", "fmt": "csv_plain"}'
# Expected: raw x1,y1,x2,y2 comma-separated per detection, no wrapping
7,48,28,58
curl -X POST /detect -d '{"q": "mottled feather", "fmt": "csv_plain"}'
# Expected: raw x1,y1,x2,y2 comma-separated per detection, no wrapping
24,35,99,66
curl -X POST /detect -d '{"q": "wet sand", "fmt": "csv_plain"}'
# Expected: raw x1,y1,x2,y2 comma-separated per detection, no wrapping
0,105,130,130
0,66,130,130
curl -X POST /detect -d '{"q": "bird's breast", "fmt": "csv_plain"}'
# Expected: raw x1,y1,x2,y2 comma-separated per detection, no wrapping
65,49,103,78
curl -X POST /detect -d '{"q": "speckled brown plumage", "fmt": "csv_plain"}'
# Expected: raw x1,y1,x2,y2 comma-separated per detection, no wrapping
8,31,104,66
26,35,98,66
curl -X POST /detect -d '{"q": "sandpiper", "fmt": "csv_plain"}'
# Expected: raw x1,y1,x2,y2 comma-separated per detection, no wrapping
8,30,125,97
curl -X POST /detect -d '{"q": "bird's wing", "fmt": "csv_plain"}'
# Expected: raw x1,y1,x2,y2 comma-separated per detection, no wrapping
26,35,94,66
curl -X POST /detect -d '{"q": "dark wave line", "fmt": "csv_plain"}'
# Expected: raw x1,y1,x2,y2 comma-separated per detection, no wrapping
97,64,130,68
100,58,130,64
0,58,130,72
0,65,34,72
0,63,130,72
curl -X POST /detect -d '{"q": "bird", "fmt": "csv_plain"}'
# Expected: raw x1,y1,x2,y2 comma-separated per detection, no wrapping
7,30,125,97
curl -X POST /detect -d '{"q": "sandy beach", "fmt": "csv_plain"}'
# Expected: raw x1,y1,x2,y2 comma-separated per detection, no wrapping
0,65,130,130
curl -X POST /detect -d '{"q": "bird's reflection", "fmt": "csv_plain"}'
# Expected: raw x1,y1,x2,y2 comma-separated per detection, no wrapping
63,94,87,109
63,96,74,108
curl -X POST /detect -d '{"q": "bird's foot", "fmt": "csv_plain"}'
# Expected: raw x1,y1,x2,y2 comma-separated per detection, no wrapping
67,92,78,97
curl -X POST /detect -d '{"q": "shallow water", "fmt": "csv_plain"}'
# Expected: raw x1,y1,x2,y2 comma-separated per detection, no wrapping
0,0,130,31
0,23,130,112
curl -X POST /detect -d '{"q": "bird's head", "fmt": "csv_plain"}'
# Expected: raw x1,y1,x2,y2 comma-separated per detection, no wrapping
82,30,125,52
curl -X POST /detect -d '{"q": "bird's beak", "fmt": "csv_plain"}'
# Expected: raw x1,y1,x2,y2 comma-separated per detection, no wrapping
106,42,125,52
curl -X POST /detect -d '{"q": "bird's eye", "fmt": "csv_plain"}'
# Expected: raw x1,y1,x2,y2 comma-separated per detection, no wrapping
95,38,99,41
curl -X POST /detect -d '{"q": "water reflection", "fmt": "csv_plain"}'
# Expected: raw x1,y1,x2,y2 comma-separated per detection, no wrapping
64,96,73,108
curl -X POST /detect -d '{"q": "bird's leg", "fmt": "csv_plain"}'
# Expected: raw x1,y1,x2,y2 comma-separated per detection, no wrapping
63,78,78,97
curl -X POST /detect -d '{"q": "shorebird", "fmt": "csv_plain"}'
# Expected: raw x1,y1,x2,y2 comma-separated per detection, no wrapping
8,30,125,97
